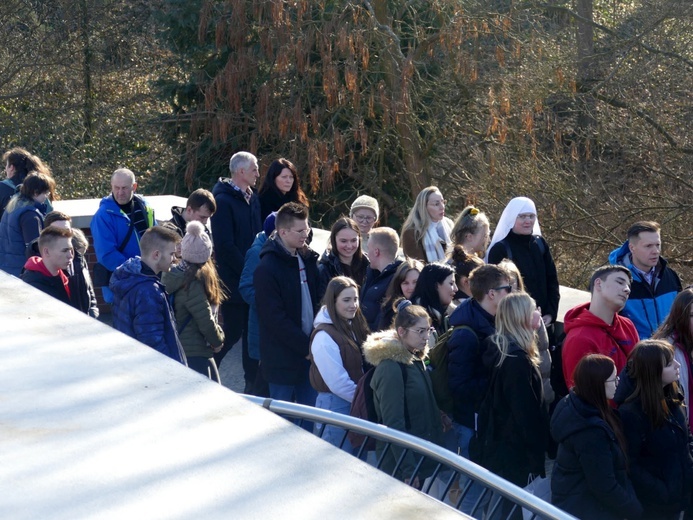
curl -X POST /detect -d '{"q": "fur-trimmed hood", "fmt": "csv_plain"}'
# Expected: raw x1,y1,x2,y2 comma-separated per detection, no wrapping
362,329,428,366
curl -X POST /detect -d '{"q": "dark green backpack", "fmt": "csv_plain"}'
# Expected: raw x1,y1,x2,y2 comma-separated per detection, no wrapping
427,325,472,414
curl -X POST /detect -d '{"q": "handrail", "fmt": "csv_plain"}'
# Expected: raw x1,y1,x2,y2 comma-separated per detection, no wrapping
244,395,576,520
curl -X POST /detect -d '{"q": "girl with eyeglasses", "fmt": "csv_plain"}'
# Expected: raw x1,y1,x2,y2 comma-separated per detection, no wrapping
362,299,444,486
551,354,642,520
400,186,453,264
317,217,369,302
471,291,548,519
618,340,693,520
486,197,560,336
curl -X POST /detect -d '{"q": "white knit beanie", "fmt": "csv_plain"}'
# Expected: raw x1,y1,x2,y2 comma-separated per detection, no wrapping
350,195,380,220
181,221,213,264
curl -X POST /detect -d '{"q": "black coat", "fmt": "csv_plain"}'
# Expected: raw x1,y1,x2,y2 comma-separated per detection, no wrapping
317,249,369,303
21,267,73,308
619,396,693,519
254,236,320,385
474,341,548,485
551,392,643,520
360,260,403,332
211,179,261,303
488,231,560,322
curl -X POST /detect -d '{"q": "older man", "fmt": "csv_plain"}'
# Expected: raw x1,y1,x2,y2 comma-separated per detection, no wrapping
91,168,155,303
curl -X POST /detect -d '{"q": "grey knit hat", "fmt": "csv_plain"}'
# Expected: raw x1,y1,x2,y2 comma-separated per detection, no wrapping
181,221,213,264
350,195,379,220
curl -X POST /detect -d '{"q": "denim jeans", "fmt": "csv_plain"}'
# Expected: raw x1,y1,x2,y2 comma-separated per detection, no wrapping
269,380,317,433
314,392,353,453
453,422,490,519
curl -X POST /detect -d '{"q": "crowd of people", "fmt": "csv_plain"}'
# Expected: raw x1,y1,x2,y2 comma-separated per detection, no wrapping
2,147,692,519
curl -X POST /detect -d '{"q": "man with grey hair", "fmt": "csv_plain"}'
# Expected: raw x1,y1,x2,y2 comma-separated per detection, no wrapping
211,151,262,392
91,168,155,303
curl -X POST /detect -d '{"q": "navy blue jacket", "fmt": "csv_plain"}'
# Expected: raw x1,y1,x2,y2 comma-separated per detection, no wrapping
609,242,682,339
211,178,261,304
0,196,46,276
551,392,643,520
0,178,19,220
447,298,495,428
238,231,267,361
254,236,319,385
619,396,693,518
360,259,403,332
110,257,186,364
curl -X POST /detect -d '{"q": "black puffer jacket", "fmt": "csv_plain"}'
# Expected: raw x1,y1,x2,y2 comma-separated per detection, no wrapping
619,396,693,519
551,392,643,520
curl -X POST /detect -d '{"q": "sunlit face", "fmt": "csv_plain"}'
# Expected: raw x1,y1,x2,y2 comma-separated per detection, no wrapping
111,173,136,205
274,168,295,195
155,242,178,274
43,237,74,273
335,227,359,263
426,191,446,223
512,212,536,235
604,367,618,400
662,356,681,387
400,269,419,300
185,206,213,226
335,287,359,321
466,224,490,255
629,231,661,272
399,317,430,352
239,160,260,189
352,209,377,235
436,274,457,307
280,219,310,251
597,272,631,311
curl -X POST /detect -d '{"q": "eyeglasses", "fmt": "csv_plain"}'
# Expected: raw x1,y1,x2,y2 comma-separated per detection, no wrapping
516,213,536,221
289,227,311,236
353,214,376,223
492,285,513,293
407,327,433,337
606,376,620,384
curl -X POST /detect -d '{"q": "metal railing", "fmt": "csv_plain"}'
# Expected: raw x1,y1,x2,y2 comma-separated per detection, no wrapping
244,395,576,520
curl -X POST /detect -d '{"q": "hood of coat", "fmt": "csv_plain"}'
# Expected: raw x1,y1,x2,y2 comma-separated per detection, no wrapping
362,329,428,366
563,302,633,342
551,391,612,443
71,227,89,255
110,256,161,297
313,306,333,327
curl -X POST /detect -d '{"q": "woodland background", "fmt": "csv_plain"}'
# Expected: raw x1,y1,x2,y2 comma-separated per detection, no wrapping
1,0,691,287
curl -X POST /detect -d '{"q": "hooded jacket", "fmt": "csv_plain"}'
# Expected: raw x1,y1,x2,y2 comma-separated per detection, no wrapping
608,242,682,340
254,235,319,385
360,259,404,332
619,395,693,519
0,196,46,276
562,302,639,388
317,248,369,303
20,257,73,307
363,329,443,480
447,298,495,427
238,231,267,361
110,257,186,364
162,262,224,359
551,392,643,520
210,178,261,303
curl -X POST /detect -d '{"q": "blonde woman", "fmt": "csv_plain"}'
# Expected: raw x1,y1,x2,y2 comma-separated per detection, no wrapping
472,291,548,519
400,186,453,263
450,206,490,257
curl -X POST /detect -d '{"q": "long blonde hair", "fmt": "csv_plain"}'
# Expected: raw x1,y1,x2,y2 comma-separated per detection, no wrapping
401,186,442,245
491,291,539,367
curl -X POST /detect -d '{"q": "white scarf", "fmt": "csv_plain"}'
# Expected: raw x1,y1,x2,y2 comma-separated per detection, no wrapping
423,219,452,263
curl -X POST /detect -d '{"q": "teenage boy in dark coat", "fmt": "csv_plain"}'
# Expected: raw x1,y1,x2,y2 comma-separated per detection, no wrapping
360,227,402,331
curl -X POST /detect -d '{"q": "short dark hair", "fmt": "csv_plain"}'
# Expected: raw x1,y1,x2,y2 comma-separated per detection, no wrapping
44,211,72,227
469,264,510,301
38,226,73,253
140,226,180,256
627,221,660,241
275,202,309,230
588,265,632,293
186,189,216,214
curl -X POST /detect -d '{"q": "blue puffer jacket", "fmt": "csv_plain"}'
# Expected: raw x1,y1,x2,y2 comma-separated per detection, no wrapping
447,298,495,428
110,257,186,364
238,230,267,361
609,242,682,339
0,196,46,276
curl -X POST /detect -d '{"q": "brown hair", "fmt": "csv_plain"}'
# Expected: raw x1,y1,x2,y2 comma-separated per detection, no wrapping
19,171,56,201
468,264,510,301
329,217,366,268
322,276,369,347
181,258,227,307
588,265,632,293
3,148,51,184
653,288,693,357
259,158,309,206
627,221,660,241
38,226,73,252
186,189,217,214
44,211,72,227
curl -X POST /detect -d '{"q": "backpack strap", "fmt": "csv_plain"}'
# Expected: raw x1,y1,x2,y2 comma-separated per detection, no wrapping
498,235,545,261
167,291,192,335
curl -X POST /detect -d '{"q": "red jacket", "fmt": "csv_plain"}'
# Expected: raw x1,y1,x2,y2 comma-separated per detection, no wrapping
562,303,639,388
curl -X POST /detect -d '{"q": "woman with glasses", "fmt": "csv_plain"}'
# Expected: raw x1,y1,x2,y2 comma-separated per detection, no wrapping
350,195,379,250
409,262,457,337
362,299,444,486
472,291,548,519
551,354,642,520
258,158,309,221
309,276,369,453
652,287,693,432
619,340,693,520
317,217,369,301
400,186,453,264
486,197,559,334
